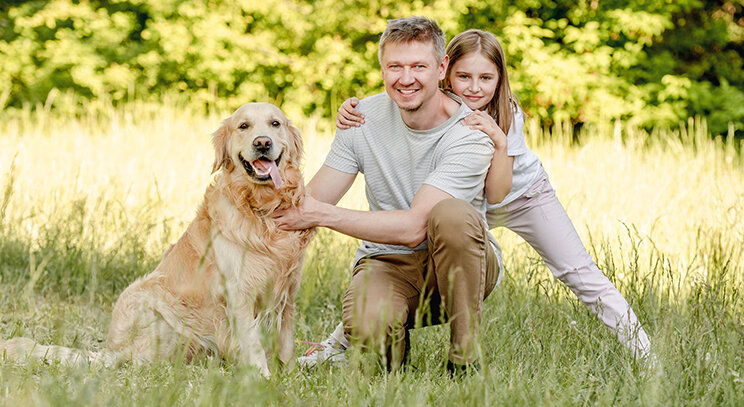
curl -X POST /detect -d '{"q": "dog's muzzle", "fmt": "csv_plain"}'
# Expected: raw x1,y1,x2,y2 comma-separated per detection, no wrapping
238,152,283,190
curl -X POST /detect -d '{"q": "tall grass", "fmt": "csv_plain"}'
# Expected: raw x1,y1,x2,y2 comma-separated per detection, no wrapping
0,102,742,405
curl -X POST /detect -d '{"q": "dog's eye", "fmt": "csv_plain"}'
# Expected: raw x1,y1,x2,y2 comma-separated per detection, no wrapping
239,123,249,129
271,120,281,127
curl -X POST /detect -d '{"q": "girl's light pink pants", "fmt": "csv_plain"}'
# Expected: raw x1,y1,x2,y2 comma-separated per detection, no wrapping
488,168,652,358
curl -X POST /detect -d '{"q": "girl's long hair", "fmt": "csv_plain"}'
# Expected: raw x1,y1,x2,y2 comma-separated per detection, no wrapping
442,29,517,134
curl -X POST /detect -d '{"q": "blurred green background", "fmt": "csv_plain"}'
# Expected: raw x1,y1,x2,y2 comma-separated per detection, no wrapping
1,0,743,136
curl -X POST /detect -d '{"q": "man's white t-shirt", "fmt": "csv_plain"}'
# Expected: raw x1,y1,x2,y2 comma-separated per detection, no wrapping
324,91,502,268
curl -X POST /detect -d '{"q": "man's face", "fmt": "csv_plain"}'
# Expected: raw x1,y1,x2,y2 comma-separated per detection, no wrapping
380,40,448,113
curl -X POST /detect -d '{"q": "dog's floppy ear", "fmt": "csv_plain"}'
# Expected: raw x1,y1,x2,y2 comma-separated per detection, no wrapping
286,122,304,165
211,120,231,173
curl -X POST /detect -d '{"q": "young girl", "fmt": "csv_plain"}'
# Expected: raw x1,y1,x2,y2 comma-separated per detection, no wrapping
299,29,652,367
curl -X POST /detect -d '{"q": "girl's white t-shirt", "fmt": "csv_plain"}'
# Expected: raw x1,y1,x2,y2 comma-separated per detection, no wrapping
487,104,542,211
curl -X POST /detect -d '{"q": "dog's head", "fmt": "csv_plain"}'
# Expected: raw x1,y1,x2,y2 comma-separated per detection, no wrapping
211,103,303,192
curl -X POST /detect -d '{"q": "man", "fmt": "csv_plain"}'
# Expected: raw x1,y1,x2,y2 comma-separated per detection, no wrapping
274,16,501,372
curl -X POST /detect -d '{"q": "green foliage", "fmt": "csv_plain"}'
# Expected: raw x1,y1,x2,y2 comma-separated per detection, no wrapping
1,0,743,134
462,0,744,135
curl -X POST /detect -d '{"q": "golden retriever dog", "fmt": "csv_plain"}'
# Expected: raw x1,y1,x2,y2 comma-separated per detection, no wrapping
0,103,314,377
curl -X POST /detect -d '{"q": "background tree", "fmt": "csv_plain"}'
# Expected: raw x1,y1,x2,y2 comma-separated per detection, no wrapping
1,0,742,136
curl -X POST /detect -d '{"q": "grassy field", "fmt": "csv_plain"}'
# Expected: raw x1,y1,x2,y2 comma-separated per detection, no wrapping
0,102,742,406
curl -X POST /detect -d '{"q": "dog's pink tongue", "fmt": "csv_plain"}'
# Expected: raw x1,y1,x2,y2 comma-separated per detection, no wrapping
252,159,282,190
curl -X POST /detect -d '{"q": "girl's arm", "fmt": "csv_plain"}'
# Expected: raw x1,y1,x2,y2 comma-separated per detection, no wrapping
462,110,513,204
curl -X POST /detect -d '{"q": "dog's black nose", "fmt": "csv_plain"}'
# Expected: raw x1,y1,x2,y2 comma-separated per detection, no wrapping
253,136,272,153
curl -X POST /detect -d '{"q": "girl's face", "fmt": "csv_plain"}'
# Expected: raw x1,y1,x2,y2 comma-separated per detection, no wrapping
448,52,499,111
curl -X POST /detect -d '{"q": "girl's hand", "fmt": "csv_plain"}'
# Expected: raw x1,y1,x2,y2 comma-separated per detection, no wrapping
336,97,365,129
462,110,507,150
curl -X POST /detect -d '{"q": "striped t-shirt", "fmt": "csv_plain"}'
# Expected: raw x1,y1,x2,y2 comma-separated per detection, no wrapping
324,91,502,267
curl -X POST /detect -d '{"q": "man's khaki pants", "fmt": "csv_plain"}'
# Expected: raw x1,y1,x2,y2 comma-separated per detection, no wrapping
342,199,500,368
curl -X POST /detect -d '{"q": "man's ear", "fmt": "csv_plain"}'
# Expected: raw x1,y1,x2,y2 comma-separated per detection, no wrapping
439,55,449,81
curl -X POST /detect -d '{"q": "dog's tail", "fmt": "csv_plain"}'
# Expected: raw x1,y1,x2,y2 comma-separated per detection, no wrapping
0,337,118,367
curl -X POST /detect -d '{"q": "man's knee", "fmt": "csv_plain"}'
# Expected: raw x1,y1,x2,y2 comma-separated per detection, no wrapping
429,198,482,248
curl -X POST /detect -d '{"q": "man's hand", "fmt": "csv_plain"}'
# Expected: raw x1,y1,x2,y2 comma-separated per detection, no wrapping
273,194,325,231
272,183,453,248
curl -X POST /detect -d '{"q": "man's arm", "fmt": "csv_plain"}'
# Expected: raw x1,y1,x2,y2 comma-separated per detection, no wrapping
274,182,453,249
306,165,357,205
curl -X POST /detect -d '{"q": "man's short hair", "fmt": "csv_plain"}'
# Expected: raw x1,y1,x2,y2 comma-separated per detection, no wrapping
378,17,446,64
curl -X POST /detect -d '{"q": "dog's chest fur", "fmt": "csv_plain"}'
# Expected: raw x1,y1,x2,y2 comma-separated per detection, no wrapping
207,190,306,308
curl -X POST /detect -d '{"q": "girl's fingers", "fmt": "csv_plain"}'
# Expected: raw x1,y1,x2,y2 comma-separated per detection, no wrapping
464,111,489,123
463,111,508,144
340,107,365,124
339,110,355,121
337,98,365,128
341,114,363,127
464,121,484,131
337,110,356,128
338,115,361,128
348,111,365,123
464,119,484,128
462,114,478,123
336,118,350,129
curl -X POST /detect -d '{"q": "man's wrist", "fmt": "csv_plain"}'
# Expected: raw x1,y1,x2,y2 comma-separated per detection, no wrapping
304,199,334,229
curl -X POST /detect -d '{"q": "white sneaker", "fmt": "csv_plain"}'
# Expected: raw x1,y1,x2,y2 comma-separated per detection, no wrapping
297,336,348,368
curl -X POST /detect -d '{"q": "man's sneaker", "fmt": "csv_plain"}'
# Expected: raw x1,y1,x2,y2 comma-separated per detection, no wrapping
297,337,348,368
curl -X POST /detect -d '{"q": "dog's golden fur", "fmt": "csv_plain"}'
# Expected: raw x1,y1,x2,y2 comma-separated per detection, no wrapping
0,103,313,377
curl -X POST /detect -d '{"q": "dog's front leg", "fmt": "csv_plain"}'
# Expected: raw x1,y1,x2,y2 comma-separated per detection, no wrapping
276,300,295,367
238,316,270,377
214,233,271,377
226,299,270,378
